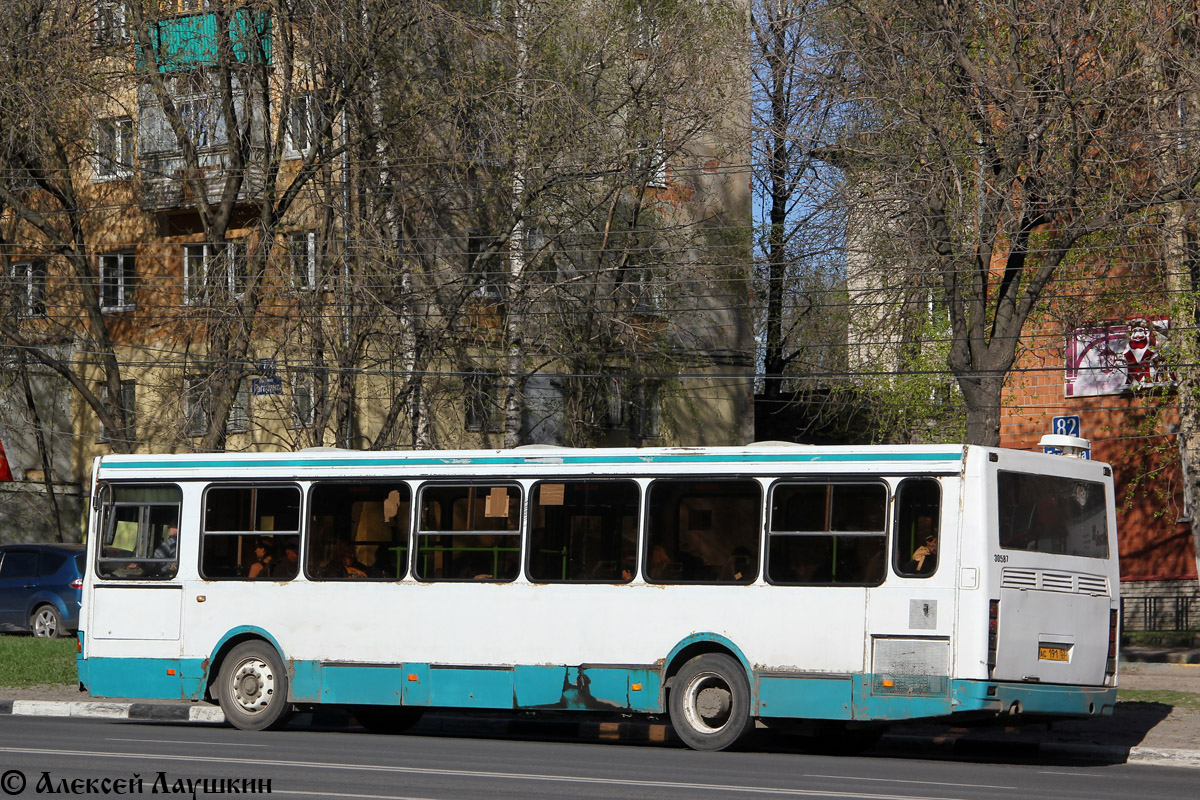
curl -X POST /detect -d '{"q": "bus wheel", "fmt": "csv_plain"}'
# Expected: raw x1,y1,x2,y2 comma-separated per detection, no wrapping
217,642,293,731
30,605,64,638
353,706,425,734
669,653,753,751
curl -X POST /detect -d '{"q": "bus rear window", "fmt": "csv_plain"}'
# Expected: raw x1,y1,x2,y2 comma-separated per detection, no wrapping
998,471,1109,558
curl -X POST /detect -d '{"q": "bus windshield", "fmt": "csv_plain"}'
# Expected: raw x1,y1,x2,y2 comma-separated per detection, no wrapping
997,470,1109,558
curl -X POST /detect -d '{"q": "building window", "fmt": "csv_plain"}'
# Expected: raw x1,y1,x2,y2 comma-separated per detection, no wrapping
291,378,315,429
466,232,503,300
11,260,47,317
286,93,315,156
101,380,137,443
227,380,250,435
99,252,136,311
183,240,246,303
94,117,134,180
184,376,210,437
172,70,218,149
465,370,503,433
288,231,317,290
183,244,207,304
93,1,128,46
629,378,662,440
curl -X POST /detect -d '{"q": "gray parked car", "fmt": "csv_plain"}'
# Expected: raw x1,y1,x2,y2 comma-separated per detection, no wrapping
0,543,85,638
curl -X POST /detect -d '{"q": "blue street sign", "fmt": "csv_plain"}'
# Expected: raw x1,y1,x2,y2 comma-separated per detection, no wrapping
251,376,283,396
1051,415,1081,437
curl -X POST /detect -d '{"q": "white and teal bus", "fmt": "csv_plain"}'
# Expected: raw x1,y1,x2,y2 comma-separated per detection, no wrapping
77,442,1119,751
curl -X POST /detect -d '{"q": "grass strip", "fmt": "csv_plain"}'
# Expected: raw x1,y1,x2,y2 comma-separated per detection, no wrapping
1118,689,1200,710
0,637,77,686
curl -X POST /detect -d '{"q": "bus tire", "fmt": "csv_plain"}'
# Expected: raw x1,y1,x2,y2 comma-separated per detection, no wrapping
30,605,64,639
668,653,753,751
353,706,425,734
217,641,293,731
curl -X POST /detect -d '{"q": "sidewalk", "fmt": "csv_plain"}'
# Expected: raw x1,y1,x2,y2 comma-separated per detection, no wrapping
2,650,1198,767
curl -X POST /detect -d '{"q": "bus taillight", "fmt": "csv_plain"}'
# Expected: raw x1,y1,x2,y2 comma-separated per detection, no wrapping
987,599,999,676
1107,608,1118,676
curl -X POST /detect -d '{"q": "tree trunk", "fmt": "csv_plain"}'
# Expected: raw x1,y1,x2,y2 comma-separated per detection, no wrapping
956,373,1005,447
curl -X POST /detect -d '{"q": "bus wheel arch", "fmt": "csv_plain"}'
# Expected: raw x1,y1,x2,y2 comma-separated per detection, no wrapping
663,636,754,751
214,639,294,731
668,652,754,751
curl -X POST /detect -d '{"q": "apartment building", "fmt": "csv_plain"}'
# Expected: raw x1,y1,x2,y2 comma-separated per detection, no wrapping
0,1,754,542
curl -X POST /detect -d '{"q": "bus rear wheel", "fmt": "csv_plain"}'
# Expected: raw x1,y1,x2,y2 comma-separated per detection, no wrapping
217,642,293,731
669,653,753,751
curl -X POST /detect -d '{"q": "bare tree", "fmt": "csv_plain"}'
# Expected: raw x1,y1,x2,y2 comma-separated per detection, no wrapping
835,0,1200,444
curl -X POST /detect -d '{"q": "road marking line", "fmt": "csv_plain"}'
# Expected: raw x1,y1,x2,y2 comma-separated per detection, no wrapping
0,745,977,799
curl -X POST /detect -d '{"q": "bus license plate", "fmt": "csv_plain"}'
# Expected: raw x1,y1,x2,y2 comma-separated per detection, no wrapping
1038,646,1070,662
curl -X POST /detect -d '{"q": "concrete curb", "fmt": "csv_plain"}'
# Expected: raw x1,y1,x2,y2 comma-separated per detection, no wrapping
3,698,1200,767
0,699,223,724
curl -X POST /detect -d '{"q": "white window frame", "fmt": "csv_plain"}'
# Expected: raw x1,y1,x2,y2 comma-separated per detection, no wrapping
183,243,208,304
184,376,210,437
465,370,503,434
99,252,136,312
285,92,315,157
291,377,316,429
94,117,134,181
288,231,317,291
93,1,128,46
12,260,47,318
183,240,246,303
100,380,137,443
227,380,250,435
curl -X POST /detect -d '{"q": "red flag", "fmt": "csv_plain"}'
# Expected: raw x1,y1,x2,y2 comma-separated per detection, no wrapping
0,438,13,481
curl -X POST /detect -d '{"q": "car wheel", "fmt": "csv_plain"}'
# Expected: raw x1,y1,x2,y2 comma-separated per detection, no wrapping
217,641,294,731
668,653,754,751
30,605,64,639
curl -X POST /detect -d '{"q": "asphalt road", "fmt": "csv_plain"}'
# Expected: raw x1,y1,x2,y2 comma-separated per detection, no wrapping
0,716,1197,800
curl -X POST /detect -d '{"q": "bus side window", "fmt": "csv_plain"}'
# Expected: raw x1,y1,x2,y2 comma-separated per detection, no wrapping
415,484,521,582
644,480,761,585
199,486,301,581
96,484,183,580
308,483,411,580
767,482,887,585
893,478,942,578
526,480,639,583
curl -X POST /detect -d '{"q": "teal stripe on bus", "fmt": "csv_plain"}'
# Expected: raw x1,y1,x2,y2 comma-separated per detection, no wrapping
100,451,965,471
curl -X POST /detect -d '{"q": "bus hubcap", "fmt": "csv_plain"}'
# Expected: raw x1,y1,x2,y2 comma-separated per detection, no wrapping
230,658,274,713
685,673,733,732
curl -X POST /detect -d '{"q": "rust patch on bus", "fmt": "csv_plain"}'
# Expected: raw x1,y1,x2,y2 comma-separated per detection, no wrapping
528,667,623,711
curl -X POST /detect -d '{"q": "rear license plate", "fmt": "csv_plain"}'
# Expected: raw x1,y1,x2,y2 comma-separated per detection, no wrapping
1038,646,1070,662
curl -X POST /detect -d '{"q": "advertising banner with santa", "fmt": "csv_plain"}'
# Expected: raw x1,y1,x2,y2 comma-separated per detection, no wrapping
1065,318,1174,397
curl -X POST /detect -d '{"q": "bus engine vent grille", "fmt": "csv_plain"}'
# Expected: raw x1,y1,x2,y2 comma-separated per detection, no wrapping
1000,568,1038,589
1076,574,1109,595
1001,568,1109,595
1040,571,1075,592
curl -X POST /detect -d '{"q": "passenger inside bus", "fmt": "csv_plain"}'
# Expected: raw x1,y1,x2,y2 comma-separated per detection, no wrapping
247,538,274,578
904,534,938,574
273,542,299,579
